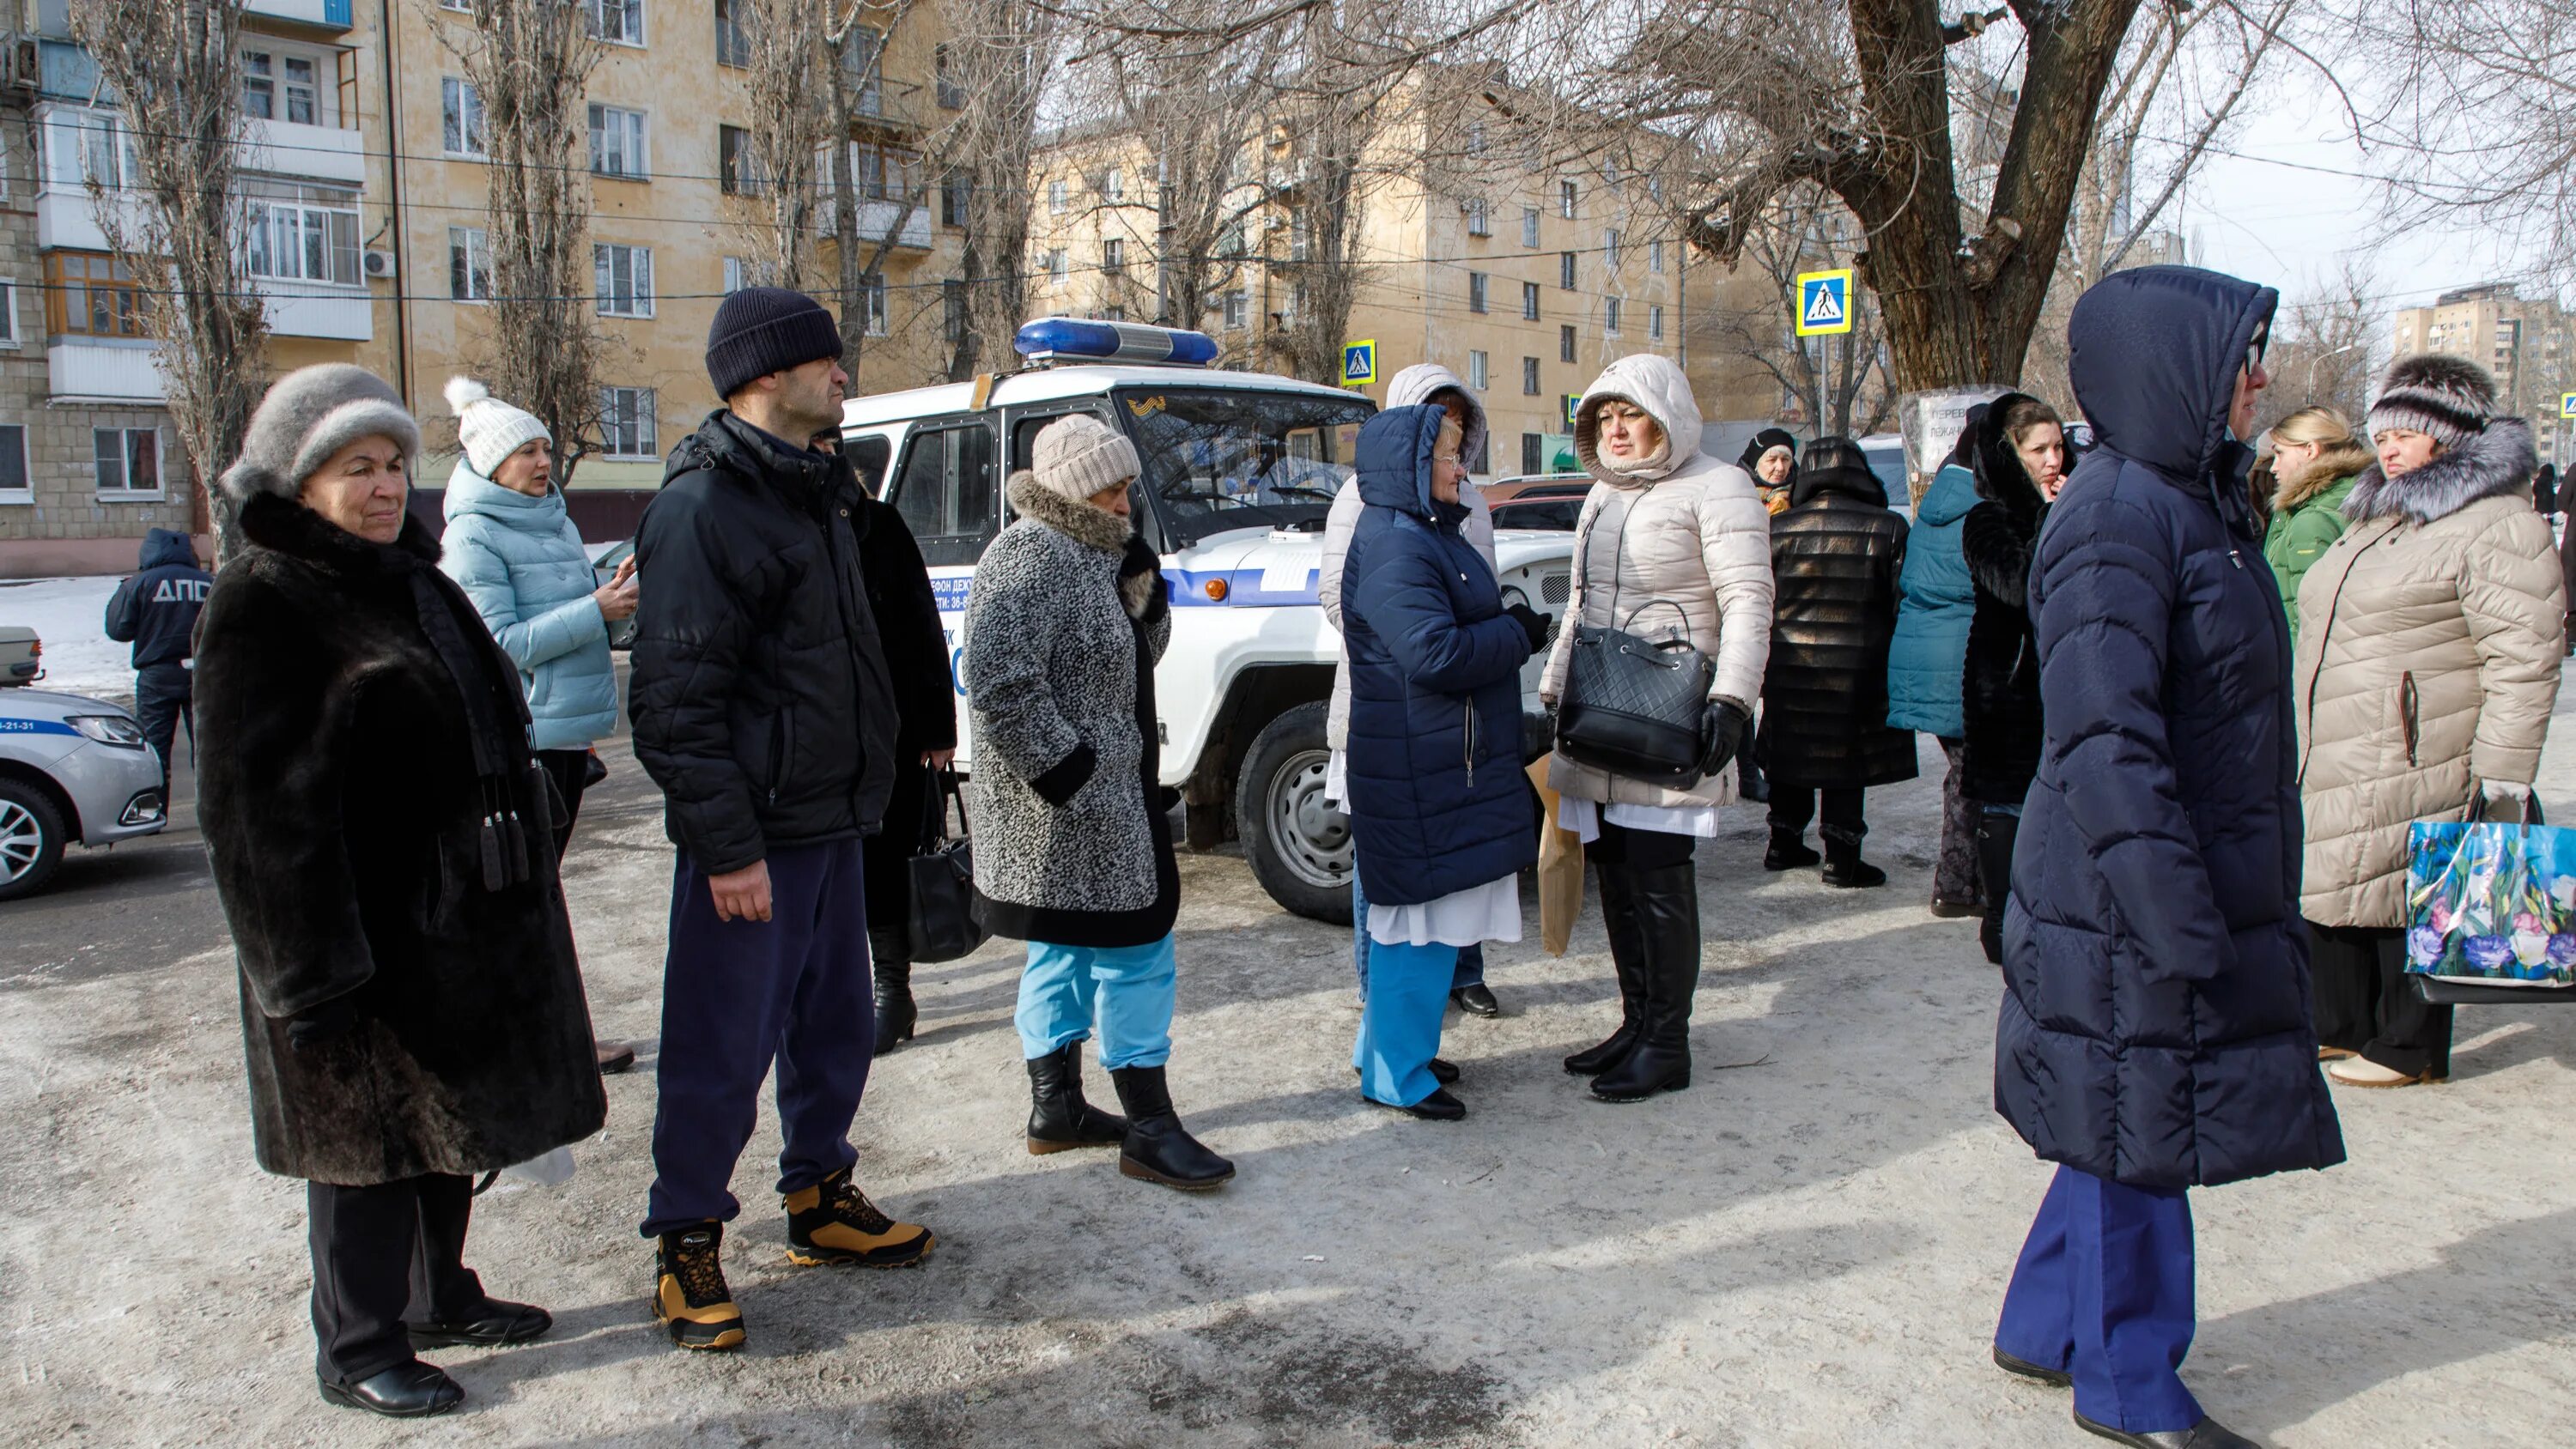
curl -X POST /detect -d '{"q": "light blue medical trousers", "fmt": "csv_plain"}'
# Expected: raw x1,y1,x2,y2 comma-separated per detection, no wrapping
1353,939,1455,1106
1351,864,1483,1002
1014,936,1176,1070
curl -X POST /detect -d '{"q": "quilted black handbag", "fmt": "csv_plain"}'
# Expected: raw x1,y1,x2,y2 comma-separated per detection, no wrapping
906,767,989,964
1553,494,1717,787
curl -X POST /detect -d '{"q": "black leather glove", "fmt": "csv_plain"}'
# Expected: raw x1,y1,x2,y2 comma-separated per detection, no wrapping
1505,603,1552,656
1698,696,1753,779
286,995,361,1053
1519,707,1557,767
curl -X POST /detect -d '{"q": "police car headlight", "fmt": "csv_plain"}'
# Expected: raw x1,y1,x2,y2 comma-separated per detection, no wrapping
68,715,147,748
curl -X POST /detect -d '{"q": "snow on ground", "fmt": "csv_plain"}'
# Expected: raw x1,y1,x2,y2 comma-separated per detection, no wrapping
0,575,135,705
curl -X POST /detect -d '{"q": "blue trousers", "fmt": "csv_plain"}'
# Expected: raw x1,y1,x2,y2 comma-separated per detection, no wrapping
1996,1165,2202,1434
1354,940,1455,1106
643,840,873,1238
1016,936,1176,1070
1351,865,1484,1002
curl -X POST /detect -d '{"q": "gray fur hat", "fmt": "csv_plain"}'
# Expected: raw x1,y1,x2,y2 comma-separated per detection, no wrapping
2366,354,2497,452
219,363,422,503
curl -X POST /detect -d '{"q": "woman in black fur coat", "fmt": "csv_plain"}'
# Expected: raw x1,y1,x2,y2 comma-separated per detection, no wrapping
194,366,606,1420
1958,393,2068,962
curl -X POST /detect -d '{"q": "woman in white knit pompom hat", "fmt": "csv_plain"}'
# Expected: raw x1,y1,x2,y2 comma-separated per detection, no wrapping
437,376,641,1074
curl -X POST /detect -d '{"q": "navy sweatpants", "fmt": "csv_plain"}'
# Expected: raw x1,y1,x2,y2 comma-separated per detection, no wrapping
642,839,874,1239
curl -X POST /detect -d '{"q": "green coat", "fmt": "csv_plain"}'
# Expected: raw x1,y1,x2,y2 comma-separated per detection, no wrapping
2263,471,2357,636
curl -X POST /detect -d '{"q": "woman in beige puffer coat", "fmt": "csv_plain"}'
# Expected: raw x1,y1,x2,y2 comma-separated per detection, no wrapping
1539,353,1773,1104
2293,354,2565,1088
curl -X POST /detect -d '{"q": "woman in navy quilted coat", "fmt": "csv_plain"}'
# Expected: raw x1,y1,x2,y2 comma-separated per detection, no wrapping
1990,266,2344,1449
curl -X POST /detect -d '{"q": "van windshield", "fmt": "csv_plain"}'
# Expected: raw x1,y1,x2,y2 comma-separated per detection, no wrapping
1112,386,1373,545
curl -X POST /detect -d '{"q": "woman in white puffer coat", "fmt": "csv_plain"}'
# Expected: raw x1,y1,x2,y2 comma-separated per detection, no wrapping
1540,354,1774,1104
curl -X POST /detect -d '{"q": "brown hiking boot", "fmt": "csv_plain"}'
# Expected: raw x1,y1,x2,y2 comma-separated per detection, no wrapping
783,1167,935,1268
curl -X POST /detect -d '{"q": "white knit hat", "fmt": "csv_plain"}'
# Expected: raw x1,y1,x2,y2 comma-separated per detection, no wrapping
1030,414,1141,503
445,376,552,477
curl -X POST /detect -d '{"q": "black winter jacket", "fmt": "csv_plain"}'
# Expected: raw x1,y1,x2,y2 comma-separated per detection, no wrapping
629,411,900,874
104,527,212,670
1759,448,1918,789
1958,394,2048,806
855,495,958,757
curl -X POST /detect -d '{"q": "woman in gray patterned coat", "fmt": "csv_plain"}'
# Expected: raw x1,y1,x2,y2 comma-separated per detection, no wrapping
962,415,1234,1191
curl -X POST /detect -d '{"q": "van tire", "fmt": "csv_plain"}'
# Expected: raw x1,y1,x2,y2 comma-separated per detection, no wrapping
1235,701,1352,924
0,778,68,902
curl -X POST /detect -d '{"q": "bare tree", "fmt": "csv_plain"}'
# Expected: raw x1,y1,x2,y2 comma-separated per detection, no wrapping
2257,259,2382,435
70,0,267,560
2360,0,2576,273
434,0,608,473
927,0,1058,379
726,0,836,290
821,2,921,375
1701,186,1894,438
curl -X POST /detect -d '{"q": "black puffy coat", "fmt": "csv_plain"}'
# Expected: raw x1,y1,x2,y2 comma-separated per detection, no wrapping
630,412,900,874
1996,264,2345,1190
1758,442,1918,789
1958,394,2048,806
196,493,605,1185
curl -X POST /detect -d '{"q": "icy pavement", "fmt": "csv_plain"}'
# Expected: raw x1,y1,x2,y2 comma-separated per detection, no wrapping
0,574,137,705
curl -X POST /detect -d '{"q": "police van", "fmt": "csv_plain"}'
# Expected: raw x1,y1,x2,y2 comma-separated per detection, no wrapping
841,318,1574,923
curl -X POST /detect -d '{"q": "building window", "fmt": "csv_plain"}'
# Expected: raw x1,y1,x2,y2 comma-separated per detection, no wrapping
1521,355,1540,396
42,106,134,190
1522,433,1543,476
1218,222,1247,258
1468,271,1488,313
1605,229,1620,269
1467,349,1489,391
593,243,654,318
1558,179,1577,218
944,279,969,345
1649,239,1664,274
588,105,648,179
1103,237,1125,276
1605,297,1620,335
1224,289,1249,330
841,27,885,116
447,227,491,301
1560,252,1576,290
599,387,657,458
719,124,757,194
1467,121,1486,155
246,185,362,286
853,142,918,201
856,273,888,336
241,47,322,125
1522,282,1540,321
722,256,747,294
714,0,750,66
94,427,161,496
441,77,487,157
0,279,15,346
940,169,972,227
1649,304,1665,341
1104,168,1126,203
1521,206,1539,248
1048,179,1068,214
1466,197,1488,237
587,0,646,46
0,425,25,499
45,252,148,337
1046,248,1068,285
935,44,966,109
1559,324,1576,363
1290,215,1311,262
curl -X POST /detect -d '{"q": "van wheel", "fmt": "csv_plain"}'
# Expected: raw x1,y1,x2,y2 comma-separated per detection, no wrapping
0,779,67,901
1235,701,1352,924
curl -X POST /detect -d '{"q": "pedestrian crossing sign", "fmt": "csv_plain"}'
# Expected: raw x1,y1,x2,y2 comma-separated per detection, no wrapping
2561,391,2576,420
1795,269,1855,336
1342,340,1377,387
1564,395,1583,432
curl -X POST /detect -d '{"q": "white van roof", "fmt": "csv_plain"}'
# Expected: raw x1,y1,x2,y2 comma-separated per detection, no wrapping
839,365,1362,431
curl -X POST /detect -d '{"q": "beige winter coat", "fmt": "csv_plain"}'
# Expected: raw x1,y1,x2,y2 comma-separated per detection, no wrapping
2293,418,2564,928
1541,354,1774,809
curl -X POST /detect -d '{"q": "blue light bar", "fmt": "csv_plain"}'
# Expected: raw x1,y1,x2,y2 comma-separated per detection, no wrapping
1014,317,1220,367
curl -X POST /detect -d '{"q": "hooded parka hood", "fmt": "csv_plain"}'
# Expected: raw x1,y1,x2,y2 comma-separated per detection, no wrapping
2068,264,2276,498
1971,391,2050,522
1353,404,1463,526
1385,363,1489,473
137,527,197,571
1574,354,1704,482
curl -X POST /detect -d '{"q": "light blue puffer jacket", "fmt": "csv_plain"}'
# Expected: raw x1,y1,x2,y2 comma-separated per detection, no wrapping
439,459,617,751
1884,462,1980,737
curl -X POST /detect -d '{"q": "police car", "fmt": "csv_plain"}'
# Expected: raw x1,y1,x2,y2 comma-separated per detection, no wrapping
0,688,167,900
842,318,1574,923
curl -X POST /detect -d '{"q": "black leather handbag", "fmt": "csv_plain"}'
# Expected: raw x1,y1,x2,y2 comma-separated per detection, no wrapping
1552,498,1716,787
906,767,989,964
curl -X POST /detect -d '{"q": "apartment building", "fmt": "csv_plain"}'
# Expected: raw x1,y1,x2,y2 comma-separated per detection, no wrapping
0,0,967,575
2391,282,2576,469
1027,91,1777,480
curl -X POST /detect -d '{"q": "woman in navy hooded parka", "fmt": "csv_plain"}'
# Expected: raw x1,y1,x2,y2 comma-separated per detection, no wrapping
1340,405,1545,1120
1991,266,2344,1449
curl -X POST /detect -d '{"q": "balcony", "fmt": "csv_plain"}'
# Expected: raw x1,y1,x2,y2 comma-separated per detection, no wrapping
34,186,145,254
820,201,933,251
240,116,368,186
49,340,167,404
245,0,355,33
261,285,372,341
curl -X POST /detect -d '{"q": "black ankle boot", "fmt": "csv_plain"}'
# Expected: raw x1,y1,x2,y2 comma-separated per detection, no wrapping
871,937,916,1055
1025,1044,1128,1155
1564,867,1649,1076
1593,862,1700,1103
1109,1064,1235,1191
1764,828,1820,870
1821,826,1886,888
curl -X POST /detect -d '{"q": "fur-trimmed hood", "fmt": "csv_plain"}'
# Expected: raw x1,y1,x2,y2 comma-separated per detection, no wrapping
2342,416,2537,526
2272,438,2376,513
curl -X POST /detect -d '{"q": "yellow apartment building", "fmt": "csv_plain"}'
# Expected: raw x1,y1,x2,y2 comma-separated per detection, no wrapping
2391,282,2576,470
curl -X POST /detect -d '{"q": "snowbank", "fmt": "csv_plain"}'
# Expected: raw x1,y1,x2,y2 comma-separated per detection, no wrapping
0,575,137,704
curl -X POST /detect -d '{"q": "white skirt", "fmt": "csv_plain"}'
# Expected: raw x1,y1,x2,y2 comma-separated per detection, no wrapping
1367,874,1522,949
1558,795,1725,844
1324,749,1348,809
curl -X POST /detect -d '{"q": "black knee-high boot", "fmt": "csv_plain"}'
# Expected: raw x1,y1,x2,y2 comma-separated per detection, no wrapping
871,928,916,1055
1592,862,1700,1102
1564,866,1649,1076
1975,810,2020,965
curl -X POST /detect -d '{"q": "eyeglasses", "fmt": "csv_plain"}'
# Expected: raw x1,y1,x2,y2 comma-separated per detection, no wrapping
2244,326,2269,378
